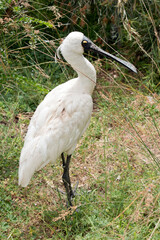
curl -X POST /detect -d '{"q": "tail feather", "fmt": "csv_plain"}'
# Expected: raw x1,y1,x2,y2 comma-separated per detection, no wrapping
18,138,48,187
18,163,34,187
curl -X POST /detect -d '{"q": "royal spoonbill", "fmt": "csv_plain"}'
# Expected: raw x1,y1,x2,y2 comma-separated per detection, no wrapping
18,31,137,206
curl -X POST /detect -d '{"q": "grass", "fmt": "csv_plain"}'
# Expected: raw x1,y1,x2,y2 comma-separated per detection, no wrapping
0,0,159,238
0,66,160,239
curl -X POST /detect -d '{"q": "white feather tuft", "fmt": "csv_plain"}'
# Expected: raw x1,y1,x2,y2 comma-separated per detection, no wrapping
55,45,62,63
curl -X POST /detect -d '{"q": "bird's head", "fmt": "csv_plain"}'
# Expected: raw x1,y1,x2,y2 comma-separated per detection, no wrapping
56,32,84,60
56,31,137,73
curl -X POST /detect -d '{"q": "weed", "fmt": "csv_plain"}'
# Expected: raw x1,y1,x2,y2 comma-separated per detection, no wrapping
0,0,160,239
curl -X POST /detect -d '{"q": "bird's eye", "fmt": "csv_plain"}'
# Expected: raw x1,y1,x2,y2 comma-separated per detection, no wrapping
82,40,88,44
81,39,91,50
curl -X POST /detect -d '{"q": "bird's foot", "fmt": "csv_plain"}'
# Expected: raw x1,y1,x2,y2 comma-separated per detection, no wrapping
57,188,66,195
57,181,79,198
72,180,79,197
57,180,79,207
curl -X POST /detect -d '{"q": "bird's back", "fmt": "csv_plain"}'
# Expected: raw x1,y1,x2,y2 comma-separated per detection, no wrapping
18,79,93,187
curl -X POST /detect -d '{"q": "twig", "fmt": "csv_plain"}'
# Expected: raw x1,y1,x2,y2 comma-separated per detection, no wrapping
147,218,160,240
105,192,142,227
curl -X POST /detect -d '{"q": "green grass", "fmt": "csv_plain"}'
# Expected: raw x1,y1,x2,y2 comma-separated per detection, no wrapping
0,69,160,239
0,0,160,238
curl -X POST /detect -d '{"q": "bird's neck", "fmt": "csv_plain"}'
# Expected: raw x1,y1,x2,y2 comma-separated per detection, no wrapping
64,53,96,95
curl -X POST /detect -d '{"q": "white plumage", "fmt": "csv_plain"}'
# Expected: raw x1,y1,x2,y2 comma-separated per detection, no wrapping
18,31,136,205
19,32,96,187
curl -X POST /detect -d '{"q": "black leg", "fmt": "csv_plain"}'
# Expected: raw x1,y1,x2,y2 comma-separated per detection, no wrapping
61,152,65,168
61,153,74,206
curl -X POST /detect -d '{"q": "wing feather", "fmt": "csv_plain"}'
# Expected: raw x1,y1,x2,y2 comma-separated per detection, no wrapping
19,90,93,187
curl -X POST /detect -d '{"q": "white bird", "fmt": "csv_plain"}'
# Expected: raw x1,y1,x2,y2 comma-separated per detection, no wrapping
18,31,137,206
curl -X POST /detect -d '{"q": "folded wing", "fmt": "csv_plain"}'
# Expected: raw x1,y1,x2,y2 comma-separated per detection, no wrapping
18,90,93,187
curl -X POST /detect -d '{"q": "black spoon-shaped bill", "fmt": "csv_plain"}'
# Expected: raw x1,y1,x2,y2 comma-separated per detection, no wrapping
82,36,137,73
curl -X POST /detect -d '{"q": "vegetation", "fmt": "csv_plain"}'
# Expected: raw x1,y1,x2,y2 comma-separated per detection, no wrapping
0,0,160,239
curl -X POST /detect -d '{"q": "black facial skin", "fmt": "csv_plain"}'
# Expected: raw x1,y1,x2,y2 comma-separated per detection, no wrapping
81,36,137,73
81,36,92,51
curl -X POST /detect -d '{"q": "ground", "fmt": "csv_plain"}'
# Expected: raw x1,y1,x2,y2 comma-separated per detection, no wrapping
0,75,160,239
